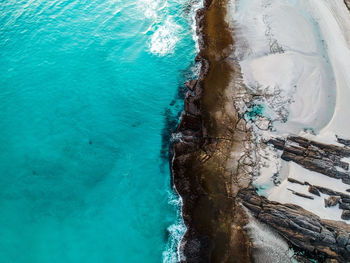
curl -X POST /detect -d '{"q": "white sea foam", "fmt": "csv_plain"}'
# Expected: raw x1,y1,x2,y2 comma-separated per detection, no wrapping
149,18,182,56
189,0,204,52
162,192,187,263
162,1,202,261
138,0,166,19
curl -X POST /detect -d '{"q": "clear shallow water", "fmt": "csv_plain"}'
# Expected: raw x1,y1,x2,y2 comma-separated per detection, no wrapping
0,0,197,262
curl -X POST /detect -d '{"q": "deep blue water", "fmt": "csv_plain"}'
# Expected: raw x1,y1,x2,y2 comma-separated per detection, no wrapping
0,0,198,262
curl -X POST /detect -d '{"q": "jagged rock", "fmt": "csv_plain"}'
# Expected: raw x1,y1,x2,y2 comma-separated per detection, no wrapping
292,191,314,200
238,188,350,262
325,196,341,207
267,136,350,184
341,197,350,203
338,161,349,171
336,232,349,247
185,79,197,91
288,177,305,185
312,185,350,199
308,186,321,196
337,136,350,147
267,137,285,150
341,210,350,220
322,233,337,245
342,177,350,185
346,245,350,252
339,202,350,210
177,113,201,132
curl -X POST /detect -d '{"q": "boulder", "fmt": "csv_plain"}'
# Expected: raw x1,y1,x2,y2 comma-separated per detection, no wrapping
325,196,341,207
308,186,320,196
336,232,349,247
339,202,350,210
341,210,350,220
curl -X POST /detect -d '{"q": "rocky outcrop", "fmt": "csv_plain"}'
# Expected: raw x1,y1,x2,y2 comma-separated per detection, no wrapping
267,136,350,184
325,196,341,208
239,188,350,262
286,178,350,220
266,136,350,223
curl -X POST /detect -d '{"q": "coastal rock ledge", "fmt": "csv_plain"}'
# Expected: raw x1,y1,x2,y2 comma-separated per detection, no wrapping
239,188,350,262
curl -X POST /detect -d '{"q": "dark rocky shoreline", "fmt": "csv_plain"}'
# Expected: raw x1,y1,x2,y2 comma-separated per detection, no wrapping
170,0,253,262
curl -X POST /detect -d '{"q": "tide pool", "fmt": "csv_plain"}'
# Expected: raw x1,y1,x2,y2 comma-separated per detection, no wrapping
0,0,198,262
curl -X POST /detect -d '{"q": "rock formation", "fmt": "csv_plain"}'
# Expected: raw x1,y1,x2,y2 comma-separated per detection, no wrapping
239,188,350,262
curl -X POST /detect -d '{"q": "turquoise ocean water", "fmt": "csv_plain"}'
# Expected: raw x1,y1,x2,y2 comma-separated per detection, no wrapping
0,0,198,262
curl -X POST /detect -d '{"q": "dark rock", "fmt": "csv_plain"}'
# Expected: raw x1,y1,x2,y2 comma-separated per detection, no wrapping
346,245,350,252
341,210,350,220
292,191,314,200
337,161,349,171
336,136,350,147
238,188,350,262
288,177,305,185
342,176,350,185
339,202,350,210
308,186,321,196
242,201,261,215
289,136,310,148
284,144,305,156
314,185,350,199
267,136,350,184
322,231,336,244
177,113,201,132
341,197,350,203
185,79,197,91
336,232,349,247
266,138,285,150
325,196,341,207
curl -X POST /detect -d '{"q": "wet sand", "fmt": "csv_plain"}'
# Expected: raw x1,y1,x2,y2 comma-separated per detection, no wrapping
172,0,253,262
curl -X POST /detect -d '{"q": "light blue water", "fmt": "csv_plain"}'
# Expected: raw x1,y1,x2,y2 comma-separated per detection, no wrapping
0,0,198,262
